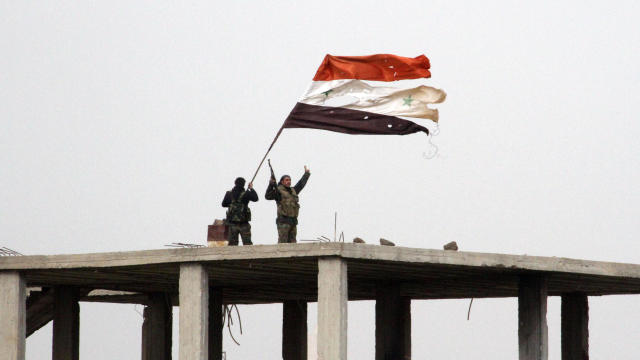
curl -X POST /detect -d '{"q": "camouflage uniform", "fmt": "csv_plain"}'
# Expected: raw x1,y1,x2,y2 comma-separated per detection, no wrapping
265,172,310,243
277,222,297,244
227,223,252,246
222,186,258,246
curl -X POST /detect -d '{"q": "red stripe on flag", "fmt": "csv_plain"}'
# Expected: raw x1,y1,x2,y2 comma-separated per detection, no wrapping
312,54,431,82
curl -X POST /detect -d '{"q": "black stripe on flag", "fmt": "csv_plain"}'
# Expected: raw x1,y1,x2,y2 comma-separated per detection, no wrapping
284,102,429,136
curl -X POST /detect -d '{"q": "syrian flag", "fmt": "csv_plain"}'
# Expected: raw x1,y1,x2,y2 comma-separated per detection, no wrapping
284,54,446,136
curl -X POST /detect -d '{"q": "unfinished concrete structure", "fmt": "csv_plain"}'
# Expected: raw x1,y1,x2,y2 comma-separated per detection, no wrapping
2,243,640,360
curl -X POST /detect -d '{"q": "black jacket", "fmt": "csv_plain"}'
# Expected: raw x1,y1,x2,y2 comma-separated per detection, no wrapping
222,186,258,207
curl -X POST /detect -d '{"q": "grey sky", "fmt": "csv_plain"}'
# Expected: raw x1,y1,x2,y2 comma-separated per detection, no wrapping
2,1,639,359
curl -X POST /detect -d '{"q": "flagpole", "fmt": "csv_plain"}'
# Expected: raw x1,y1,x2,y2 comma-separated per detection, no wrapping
249,124,285,184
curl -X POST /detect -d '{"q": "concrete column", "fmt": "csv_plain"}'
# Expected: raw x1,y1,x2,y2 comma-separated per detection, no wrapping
52,286,80,360
518,275,548,360
142,307,151,360
561,293,589,360
179,263,209,360
209,287,223,360
142,293,172,360
282,300,308,360
375,283,411,360
0,272,26,360
317,257,347,360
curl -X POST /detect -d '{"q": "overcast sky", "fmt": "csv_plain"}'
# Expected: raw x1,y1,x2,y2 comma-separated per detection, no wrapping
2,1,640,359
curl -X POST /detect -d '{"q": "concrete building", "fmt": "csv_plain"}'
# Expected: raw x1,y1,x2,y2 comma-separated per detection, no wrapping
2,243,640,359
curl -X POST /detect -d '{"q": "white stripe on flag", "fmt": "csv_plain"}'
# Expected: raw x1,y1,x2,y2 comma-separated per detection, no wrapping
299,80,446,122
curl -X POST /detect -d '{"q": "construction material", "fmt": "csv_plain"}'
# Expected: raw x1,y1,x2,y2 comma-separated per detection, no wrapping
223,305,242,345
443,241,458,251
166,243,205,248
0,247,23,256
208,220,229,247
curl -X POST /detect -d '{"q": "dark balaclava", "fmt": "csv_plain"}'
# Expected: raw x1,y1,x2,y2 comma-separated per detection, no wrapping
232,177,246,198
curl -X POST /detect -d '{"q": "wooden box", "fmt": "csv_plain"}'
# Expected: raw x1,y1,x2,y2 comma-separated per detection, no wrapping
208,219,228,246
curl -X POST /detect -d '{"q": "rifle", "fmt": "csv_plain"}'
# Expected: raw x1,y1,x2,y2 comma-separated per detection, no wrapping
268,159,276,183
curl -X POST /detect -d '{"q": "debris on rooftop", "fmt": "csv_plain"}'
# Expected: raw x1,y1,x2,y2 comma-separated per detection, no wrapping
208,219,229,247
164,243,205,248
0,246,23,256
443,241,458,251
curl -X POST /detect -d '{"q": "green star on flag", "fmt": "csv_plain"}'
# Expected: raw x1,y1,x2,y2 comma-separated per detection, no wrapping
402,95,414,106
322,89,333,97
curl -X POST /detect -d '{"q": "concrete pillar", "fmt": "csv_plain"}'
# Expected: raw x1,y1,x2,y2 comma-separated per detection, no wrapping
52,286,80,360
518,275,548,360
0,272,26,360
142,307,151,360
142,293,172,360
209,287,223,360
561,293,589,360
179,263,209,360
282,300,308,360
375,283,411,360
317,257,347,360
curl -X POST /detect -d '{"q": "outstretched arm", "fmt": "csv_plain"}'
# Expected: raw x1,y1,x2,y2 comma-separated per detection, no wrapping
293,166,311,194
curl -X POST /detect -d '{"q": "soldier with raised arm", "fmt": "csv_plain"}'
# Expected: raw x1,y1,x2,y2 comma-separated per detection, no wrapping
222,177,258,246
265,165,311,243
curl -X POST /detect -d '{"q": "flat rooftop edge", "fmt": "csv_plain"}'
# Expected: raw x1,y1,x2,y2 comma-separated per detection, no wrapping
2,243,640,279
